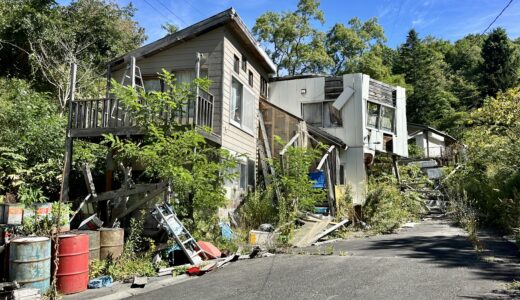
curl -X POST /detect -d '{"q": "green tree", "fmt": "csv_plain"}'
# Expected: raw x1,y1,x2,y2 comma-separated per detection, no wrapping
161,22,179,35
480,28,519,97
253,0,332,76
0,0,146,111
104,70,237,239
445,34,485,108
326,17,386,75
0,78,66,196
395,30,456,126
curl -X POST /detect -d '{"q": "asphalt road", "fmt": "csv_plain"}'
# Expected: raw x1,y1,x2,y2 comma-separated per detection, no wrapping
130,218,520,300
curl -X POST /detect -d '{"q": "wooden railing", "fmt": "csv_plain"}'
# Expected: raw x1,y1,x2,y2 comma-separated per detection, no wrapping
69,89,214,135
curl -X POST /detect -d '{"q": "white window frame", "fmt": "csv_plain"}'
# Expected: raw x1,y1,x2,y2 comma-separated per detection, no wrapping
301,100,343,128
229,75,255,135
366,100,396,134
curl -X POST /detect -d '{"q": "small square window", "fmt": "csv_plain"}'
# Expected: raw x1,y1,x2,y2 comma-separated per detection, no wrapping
248,71,253,87
242,56,247,72
234,55,240,74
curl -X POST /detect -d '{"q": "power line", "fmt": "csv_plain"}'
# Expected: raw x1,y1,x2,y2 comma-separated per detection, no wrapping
184,0,207,18
155,0,189,27
142,0,170,21
482,0,514,34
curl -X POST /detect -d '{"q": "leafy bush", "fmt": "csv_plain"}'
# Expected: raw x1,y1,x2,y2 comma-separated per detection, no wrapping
0,78,65,198
103,70,237,242
444,87,520,234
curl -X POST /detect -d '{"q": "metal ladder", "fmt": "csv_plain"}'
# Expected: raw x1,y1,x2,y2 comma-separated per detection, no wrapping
111,56,145,125
152,203,205,265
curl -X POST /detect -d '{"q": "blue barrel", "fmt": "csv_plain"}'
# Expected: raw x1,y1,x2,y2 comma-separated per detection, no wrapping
9,237,51,294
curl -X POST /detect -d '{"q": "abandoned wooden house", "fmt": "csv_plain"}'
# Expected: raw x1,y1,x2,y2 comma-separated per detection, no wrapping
62,8,411,223
268,74,409,207
407,123,459,165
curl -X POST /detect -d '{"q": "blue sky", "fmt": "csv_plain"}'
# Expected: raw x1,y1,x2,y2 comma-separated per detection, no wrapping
66,0,520,47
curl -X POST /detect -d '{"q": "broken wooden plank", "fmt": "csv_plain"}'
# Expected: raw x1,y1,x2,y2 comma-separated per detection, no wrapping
86,182,167,203
82,164,97,197
309,219,350,245
112,185,166,220
290,218,331,248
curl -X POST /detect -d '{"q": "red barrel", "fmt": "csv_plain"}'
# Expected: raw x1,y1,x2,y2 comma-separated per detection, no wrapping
54,233,89,294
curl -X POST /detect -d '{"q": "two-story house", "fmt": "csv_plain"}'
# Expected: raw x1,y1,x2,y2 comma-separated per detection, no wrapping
268,74,408,207
65,9,277,211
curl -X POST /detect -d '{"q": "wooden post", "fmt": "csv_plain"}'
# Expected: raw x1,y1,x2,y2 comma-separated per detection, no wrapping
392,155,401,185
425,130,430,158
194,52,200,127
130,56,136,88
59,63,77,203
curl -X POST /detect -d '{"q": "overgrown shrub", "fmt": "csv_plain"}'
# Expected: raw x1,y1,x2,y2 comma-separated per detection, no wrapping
0,78,65,198
104,70,237,243
364,180,423,233
444,87,520,234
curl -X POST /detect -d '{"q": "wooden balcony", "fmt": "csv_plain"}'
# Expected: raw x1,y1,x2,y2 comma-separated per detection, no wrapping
68,88,220,144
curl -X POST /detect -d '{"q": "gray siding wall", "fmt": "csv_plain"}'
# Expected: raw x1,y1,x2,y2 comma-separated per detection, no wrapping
221,28,269,160
111,27,225,136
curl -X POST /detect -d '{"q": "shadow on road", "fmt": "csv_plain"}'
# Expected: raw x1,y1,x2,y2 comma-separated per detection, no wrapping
361,229,520,283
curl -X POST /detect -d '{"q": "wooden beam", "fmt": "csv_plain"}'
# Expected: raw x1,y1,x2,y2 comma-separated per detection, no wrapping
317,145,335,170
113,185,166,220
258,110,281,203
82,164,97,197
279,133,300,156
86,182,167,203
392,155,401,185
310,219,350,245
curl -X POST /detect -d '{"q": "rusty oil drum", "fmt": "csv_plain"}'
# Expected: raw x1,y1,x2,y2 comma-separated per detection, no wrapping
77,230,100,261
9,237,51,294
99,228,124,260
54,233,89,294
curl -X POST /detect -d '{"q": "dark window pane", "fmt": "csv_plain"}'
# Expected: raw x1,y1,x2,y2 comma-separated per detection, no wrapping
240,163,247,189
247,159,255,188
248,71,253,87
302,103,323,127
234,55,240,74
242,56,247,72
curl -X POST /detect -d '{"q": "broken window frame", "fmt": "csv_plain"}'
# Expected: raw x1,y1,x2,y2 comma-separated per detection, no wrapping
366,100,395,134
301,101,343,128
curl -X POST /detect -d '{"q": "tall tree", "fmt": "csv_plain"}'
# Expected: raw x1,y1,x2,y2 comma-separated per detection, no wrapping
253,0,332,76
0,0,146,111
480,28,519,97
325,17,386,75
445,34,485,108
395,30,456,125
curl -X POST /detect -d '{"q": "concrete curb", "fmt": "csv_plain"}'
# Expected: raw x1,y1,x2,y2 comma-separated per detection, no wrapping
91,275,194,300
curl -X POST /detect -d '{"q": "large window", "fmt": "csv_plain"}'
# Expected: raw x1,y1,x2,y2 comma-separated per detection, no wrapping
302,101,342,128
231,77,243,123
366,101,395,132
230,77,255,132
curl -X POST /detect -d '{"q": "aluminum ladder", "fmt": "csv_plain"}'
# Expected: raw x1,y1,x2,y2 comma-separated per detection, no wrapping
152,203,205,265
